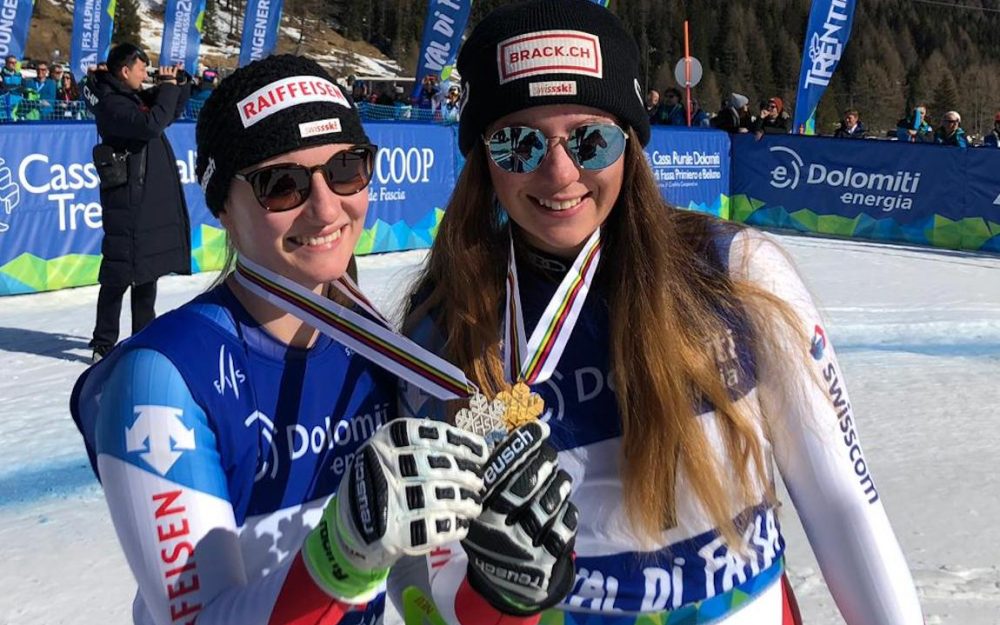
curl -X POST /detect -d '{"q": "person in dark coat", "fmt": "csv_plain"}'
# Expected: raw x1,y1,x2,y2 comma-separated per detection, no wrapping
82,43,192,361
833,108,867,138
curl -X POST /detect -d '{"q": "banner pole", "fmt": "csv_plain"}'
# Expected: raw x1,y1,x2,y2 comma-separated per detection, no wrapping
683,20,692,127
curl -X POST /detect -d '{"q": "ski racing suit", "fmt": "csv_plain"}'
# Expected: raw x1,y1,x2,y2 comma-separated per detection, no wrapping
389,227,925,625
71,283,396,625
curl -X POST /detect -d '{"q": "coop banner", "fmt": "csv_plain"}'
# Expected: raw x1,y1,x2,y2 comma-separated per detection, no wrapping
646,127,731,219
238,0,285,66
69,0,115,79
160,0,206,71
411,0,472,99
0,122,460,295
792,0,856,134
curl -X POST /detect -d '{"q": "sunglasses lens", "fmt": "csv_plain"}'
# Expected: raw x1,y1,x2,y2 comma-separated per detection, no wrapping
567,124,627,170
252,168,310,212
324,146,375,195
487,126,548,173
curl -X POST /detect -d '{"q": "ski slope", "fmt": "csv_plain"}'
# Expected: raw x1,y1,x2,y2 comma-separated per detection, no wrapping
0,234,998,624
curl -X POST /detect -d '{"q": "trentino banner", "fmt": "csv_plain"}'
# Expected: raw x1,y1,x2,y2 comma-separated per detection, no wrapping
791,0,856,135
410,0,471,99
238,0,285,67
70,0,115,80
160,0,206,71
0,0,34,61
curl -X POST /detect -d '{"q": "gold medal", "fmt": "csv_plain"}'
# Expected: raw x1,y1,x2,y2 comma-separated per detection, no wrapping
496,381,544,431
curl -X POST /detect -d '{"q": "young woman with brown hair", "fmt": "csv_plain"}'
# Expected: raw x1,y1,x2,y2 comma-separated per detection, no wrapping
389,1,925,623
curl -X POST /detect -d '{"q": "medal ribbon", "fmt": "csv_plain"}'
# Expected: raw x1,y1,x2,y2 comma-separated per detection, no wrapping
502,228,602,385
233,255,472,400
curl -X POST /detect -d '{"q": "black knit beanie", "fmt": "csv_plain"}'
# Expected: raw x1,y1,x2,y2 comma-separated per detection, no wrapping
195,55,369,216
456,0,649,156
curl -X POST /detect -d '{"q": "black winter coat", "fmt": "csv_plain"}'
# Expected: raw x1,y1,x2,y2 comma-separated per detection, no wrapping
85,71,192,287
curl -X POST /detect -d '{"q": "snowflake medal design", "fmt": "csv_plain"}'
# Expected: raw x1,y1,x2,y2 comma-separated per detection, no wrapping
496,380,544,431
455,389,508,449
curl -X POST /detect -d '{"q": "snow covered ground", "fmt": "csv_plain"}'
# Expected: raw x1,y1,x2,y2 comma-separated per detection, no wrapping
0,235,998,624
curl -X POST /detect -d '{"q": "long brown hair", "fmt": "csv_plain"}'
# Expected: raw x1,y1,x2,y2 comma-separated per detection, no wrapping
406,130,806,547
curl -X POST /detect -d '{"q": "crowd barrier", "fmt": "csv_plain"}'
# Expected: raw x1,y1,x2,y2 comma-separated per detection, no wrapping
730,134,1000,253
0,123,995,296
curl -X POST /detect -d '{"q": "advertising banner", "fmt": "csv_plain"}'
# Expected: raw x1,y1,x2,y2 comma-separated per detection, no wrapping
159,0,206,71
791,0,856,134
238,0,285,67
0,0,35,61
410,0,471,99
0,122,460,295
70,0,115,79
647,127,730,218
730,134,1000,252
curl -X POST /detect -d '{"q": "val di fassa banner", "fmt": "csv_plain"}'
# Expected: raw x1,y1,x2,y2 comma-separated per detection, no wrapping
70,0,115,79
730,134,1000,252
0,0,34,61
411,0,471,99
160,0,206,71
0,122,459,295
792,0,856,134
238,0,285,67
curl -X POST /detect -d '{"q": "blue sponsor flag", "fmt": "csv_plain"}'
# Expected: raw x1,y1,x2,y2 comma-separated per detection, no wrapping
238,0,285,67
0,0,34,61
70,0,115,80
160,0,206,71
411,0,472,100
791,0,856,135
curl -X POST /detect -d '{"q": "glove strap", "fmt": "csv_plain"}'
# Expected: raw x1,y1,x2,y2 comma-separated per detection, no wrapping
303,497,389,603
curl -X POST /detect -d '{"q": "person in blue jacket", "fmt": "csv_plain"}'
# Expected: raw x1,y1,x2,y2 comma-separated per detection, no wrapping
70,54,499,625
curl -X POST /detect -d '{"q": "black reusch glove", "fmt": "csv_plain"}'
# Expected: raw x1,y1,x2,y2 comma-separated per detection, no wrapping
461,421,578,616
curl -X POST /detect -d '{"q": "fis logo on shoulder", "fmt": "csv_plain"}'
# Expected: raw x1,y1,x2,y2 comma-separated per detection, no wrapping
810,324,826,360
214,345,246,398
126,405,196,476
0,157,21,233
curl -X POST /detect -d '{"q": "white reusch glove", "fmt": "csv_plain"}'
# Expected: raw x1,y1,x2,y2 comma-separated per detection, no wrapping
305,418,489,602
461,421,578,616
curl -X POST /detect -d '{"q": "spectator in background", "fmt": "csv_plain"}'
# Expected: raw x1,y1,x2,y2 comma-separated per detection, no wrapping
833,108,866,138
348,73,369,102
55,70,81,118
23,61,57,118
442,84,461,122
690,98,711,127
711,92,754,133
934,111,968,148
644,88,660,124
1,55,22,92
656,87,686,126
981,112,1000,148
393,85,412,120
83,43,192,361
188,68,217,108
416,74,439,110
896,105,933,142
755,97,790,135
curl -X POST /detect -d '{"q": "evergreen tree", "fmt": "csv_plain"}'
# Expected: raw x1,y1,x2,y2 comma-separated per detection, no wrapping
113,0,144,48
931,71,959,120
202,0,220,47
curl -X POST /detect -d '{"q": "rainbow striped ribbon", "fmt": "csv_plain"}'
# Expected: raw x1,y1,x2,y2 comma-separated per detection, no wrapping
503,228,602,385
233,255,473,400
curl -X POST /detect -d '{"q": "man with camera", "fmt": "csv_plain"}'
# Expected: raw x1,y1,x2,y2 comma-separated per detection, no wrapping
83,43,192,362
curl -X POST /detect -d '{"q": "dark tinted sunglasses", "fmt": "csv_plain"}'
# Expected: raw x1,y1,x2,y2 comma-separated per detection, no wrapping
235,144,377,212
484,123,628,174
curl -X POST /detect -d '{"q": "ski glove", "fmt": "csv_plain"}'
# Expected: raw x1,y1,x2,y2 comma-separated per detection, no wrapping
462,421,579,616
305,418,489,601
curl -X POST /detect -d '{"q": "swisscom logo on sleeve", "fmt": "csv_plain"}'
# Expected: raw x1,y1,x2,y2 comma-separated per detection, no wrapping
237,76,351,128
497,30,602,85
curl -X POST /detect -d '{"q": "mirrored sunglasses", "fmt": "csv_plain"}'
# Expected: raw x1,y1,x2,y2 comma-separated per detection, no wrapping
234,144,377,212
484,123,628,174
